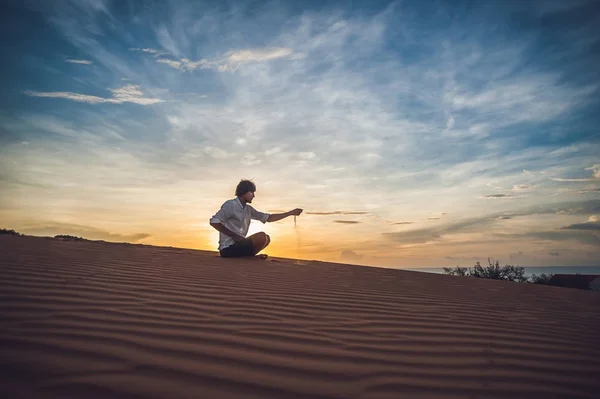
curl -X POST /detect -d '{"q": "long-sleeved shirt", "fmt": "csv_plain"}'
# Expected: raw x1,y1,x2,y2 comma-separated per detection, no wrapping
209,197,270,250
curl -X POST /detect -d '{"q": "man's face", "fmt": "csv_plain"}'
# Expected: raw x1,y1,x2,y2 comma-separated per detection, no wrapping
242,191,255,203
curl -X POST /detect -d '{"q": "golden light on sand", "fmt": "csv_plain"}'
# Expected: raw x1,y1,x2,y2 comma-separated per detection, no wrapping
2,234,599,398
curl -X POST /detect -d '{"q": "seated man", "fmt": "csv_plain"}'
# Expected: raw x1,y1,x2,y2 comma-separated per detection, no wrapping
209,179,303,259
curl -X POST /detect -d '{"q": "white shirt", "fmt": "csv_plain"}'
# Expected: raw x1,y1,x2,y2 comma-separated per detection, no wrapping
209,197,270,250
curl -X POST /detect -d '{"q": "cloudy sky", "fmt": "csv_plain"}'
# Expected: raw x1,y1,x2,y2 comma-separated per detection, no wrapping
1,0,599,268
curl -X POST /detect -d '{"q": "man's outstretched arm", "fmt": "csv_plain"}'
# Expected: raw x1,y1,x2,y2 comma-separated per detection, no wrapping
267,208,303,222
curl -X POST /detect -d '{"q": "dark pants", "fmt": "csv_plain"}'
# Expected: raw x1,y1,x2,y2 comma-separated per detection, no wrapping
219,237,256,257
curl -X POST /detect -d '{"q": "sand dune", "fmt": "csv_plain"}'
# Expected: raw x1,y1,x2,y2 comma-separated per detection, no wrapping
1,235,599,398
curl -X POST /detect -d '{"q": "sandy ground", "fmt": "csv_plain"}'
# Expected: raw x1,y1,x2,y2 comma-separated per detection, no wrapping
1,235,599,399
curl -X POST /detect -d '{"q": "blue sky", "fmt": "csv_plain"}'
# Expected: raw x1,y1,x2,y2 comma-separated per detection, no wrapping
1,0,599,267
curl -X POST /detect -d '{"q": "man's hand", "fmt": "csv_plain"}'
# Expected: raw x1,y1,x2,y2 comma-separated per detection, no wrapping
289,208,303,216
267,209,303,222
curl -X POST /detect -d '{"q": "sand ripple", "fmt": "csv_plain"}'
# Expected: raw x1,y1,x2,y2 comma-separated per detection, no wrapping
1,236,599,398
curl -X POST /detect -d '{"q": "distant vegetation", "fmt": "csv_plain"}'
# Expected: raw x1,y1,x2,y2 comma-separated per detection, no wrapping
529,273,554,285
1,228,22,236
443,258,554,284
54,235,88,241
1,229,92,242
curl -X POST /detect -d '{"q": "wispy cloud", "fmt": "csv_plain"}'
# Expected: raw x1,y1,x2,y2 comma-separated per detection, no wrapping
24,84,163,105
513,184,535,191
18,222,150,243
578,188,600,194
340,249,363,262
306,211,370,215
3,0,600,266
585,164,600,179
550,164,600,182
551,177,595,182
65,59,93,65
129,47,169,57
561,215,600,231
482,194,518,199
333,220,360,224
501,230,600,246
146,47,298,72
384,200,600,246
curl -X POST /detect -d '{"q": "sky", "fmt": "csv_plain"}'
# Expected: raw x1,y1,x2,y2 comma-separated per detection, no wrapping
1,0,599,268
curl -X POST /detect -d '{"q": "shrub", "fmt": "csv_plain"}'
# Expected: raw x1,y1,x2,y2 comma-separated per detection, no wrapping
529,273,554,285
472,259,528,282
54,234,86,241
0,228,21,236
443,258,527,282
442,266,470,276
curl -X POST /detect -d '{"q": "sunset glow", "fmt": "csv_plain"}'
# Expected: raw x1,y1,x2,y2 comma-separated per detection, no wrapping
1,0,599,268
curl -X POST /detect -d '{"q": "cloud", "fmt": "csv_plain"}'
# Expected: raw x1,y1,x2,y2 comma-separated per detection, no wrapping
509,251,525,262
19,222,150,243
548,252,560,256
384,200,600,245
306,211,369,215
384,227,442,245
519,200,600,216
4,1,600,266
392,221,413,225
483,194,517,199
577,188,600,194
503,230,600,246
585,164,600,179
560,221,600,231
65,59,92,65
513,184,534,191
333,220,360,224
445,256,479,262
129,47,169,57
550,164,600,182
551,177,594,182
149,47,298,72
340,249,363,262
427,217,441,220
297,152,317,160
24,84,163,105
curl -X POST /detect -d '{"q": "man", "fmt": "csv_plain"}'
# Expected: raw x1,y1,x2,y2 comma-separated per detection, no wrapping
210,179,303,259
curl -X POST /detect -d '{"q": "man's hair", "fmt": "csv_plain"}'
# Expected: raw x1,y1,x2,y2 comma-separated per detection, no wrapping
235,179,256,197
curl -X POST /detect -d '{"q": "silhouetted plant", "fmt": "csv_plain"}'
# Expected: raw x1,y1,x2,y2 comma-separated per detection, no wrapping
54,234,86,241
443,258,527,283
472,259,528,282
529,273,554,285
0,228,21,236
442,266,470,276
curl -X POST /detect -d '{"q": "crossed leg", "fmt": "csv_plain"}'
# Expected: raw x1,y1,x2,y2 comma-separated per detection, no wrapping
248,232,270,259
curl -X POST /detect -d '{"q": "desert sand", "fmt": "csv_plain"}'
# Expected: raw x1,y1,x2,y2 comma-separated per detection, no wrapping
1,235,599,399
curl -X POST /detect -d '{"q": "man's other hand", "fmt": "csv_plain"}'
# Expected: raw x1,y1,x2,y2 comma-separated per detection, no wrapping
289,208,303,216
